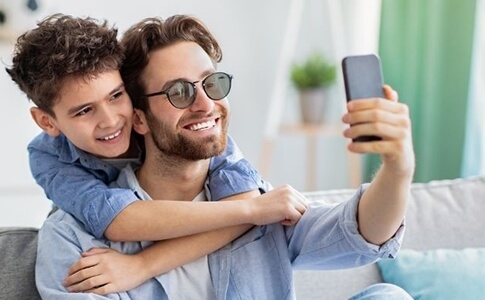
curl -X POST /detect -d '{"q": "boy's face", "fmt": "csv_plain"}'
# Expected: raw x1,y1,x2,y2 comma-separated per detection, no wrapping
136,41,229,160
33,70,133,158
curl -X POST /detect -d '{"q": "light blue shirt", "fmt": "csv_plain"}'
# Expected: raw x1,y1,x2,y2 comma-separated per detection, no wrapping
35,164,405,300
28,132,263,238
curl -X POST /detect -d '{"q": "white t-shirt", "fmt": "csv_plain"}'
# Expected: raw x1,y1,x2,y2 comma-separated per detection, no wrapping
166,191,216,300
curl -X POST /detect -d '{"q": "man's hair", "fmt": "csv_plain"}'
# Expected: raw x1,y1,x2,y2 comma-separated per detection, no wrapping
120,14,222,112
6,13,123,117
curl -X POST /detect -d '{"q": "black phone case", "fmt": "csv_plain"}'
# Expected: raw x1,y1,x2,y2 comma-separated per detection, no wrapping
342,54,383,142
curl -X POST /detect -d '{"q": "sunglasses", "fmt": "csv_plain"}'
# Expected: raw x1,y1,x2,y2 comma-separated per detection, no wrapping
144,72,233,109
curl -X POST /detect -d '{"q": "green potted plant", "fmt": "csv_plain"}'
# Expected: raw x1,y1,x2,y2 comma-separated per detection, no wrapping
290,52,336,124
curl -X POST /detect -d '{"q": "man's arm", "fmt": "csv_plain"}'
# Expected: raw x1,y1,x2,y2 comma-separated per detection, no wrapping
342,85,415,245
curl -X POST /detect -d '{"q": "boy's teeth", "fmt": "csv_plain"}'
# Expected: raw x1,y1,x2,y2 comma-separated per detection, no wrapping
101,130,121,141
189,120,216,131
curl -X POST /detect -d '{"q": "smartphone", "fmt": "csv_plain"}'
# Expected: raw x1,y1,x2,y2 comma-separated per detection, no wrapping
342,54,384,142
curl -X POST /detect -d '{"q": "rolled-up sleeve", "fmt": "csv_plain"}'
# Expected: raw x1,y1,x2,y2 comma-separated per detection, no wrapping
288,184,405,270
208,135,264,201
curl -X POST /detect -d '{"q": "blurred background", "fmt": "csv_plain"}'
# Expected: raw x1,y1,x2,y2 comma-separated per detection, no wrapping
0,0,483,227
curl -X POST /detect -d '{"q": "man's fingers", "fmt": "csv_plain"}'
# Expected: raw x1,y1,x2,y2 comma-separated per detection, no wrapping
383,84,398,101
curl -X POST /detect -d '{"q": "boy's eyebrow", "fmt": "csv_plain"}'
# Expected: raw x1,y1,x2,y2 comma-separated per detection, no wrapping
67,83,125,115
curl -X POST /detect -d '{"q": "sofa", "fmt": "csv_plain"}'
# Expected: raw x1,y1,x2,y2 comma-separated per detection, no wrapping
2,175,485,299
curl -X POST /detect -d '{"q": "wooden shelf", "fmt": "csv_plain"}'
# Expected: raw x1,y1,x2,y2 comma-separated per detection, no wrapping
260,122,362,191
279,123,343,136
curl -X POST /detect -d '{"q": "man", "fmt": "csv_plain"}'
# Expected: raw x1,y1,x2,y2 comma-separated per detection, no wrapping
36,14,414,299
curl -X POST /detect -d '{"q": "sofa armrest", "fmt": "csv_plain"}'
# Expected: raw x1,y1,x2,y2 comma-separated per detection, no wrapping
0,227,41,300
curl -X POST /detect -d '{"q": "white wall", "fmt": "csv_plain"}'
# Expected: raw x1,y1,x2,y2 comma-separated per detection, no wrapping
0,0,381,227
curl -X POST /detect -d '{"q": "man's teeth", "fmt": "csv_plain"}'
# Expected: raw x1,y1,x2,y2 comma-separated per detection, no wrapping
189,120,216,131
100,130,121,141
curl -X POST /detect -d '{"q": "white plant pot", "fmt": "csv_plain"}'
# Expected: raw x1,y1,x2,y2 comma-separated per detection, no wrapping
299,88,326,124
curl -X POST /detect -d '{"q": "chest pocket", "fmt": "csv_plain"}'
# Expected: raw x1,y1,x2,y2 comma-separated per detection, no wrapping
229,227,292,299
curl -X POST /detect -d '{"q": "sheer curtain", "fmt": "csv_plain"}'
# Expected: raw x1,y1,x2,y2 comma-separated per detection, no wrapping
462,0,485,177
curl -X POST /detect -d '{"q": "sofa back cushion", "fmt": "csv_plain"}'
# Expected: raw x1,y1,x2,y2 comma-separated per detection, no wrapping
404,176,485,250
0,227,41,300
295,175,485,299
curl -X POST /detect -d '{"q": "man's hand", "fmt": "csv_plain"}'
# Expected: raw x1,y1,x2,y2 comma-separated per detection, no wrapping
342,85,414,176
64,248,148,295
247,184,308,226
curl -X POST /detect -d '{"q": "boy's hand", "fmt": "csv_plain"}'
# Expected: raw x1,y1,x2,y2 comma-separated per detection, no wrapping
248,184,308,226
342,85,415,176
64,248,149,294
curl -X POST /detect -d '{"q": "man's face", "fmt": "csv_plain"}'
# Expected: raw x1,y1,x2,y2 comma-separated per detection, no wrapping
47,70,133,158
139,41,229,160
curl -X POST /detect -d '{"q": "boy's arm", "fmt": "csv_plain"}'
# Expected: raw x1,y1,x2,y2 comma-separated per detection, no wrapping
105,135,269,241
70,227,252,295
65,192,257,294
65,228,252,295
30,133,270,242
30,134,264,241
65,186,308,294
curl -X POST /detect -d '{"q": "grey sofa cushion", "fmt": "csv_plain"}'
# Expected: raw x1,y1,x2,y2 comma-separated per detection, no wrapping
0,227,41,300
295,175,485,299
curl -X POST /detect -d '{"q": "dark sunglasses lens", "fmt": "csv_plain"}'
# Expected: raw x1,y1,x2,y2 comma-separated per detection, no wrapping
204,73,231,100
168,81,195,108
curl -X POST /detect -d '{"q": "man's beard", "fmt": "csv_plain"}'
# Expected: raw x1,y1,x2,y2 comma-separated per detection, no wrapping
145,111,228,161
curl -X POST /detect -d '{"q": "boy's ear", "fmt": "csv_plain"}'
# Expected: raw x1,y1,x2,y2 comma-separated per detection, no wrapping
30,107,61,137
133,108,149,135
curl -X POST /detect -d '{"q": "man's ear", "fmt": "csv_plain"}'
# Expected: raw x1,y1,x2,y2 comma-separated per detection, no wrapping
133,108,149,135
30,107,61,137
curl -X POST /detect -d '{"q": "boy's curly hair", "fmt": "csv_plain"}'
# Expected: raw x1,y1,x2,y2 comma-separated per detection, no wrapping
120,14,222,113
6,13,123,117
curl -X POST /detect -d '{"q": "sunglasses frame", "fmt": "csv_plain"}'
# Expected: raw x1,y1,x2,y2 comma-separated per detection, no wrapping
144,72,233,109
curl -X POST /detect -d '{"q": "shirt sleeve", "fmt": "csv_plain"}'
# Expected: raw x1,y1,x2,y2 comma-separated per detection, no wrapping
207,135,265,201
28,133,137,239
287,184,405,270
35,213,119,300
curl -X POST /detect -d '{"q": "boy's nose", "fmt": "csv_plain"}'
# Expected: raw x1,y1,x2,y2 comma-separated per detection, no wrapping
98,106,118,128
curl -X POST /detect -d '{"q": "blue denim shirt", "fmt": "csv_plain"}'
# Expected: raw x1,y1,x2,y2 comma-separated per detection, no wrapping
28,132,263,239
35,165,405,300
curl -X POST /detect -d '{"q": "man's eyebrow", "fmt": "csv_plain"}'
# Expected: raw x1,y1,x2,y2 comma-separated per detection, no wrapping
159,78,181,91
159,69,216,90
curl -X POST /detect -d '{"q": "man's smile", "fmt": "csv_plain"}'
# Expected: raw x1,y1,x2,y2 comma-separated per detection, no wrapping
187,119,217,131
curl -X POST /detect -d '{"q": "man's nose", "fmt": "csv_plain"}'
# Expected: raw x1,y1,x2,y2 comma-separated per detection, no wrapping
189,85,214,112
